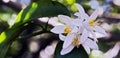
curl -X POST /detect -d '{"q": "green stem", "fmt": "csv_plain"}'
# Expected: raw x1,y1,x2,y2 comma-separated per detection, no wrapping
19,30,51,40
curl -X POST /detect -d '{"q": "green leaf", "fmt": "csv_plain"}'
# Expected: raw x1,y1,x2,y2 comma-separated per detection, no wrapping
0,43,11,58
0,1,70,58
13,1,70,28
54,41,89,58
98,40,110,52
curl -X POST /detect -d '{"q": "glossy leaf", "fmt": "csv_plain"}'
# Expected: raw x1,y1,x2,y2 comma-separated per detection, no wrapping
13,1,70,28
0,1,70,58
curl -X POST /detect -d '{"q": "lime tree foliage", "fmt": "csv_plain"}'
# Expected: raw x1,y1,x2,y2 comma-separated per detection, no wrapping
1,0,119,58
0,0,89,57
0,0,72,58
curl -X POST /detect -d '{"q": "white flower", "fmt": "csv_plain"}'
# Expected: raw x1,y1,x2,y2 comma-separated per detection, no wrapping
61,29,98,55
51,15,79,41
75,3,107,42
83,9,107,42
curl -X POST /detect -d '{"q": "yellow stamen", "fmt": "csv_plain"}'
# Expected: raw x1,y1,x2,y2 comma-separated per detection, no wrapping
64,26,71,34
88,19,96,27
72,36,80,48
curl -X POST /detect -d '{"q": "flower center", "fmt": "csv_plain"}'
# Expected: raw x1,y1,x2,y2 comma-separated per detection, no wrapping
64,26,71,34
72,36,80,48
88,19,95,27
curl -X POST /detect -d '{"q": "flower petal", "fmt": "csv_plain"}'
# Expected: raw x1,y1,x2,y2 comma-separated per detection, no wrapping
45,46,54,56
60,45,74,55
63,33,74,49
73,18,83,26
85,39,98,50
83,21,94,31
49,17,63,26
89,8,99,20
104,43,120,58
58,15,72,25
84,14,89,20
74,12,80,17
59,34,66,41
71,26,79,33
51,25,65,34
75,3,88,20
80,29,88,44
75,3,85,16
40,50,50,58
94,26,107,35
90,31,98,42
82,44,90,54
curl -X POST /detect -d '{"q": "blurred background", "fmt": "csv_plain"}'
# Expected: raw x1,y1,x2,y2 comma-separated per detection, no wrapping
0,0,120,58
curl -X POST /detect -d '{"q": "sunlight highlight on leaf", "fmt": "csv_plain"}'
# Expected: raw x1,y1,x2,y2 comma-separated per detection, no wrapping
14,10,24,24
0,32,6,44
71,4,78,12
24,2,38,21
66,0,75,5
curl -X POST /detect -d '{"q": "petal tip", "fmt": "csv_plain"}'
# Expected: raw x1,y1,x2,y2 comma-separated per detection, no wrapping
60,50,66,55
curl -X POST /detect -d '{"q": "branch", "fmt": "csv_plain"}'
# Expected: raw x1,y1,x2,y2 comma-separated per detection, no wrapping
1,0,22,12
19,30,51,40
102,12,120,20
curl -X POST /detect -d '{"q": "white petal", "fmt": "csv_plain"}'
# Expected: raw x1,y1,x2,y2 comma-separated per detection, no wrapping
85,39,98,50
51,25,65,34
90,31,98,42
89,8,99,20
83,21,94,31
49,17,63,26
82,44,90,54
94,26,107,35
45,46,54,56
84,13,89,20
75,3,85,16
91,50,103,57
59,34,66,41
60,45,74,55
63,33,74,49
104,43,120,58
74,12,80,17
73,19,83,26
75,4,89,20
40,50,50,58
79,26,84,32
58,15,72,25
80,29,88,44
71,26,79,33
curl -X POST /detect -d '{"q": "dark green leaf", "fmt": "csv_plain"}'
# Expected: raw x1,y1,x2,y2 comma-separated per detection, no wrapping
0,1,70,58
0,42,11,58
13,1,70,28
98,40,110,52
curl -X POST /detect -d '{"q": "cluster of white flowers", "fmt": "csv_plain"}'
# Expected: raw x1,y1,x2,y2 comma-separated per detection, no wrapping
51,3,107,55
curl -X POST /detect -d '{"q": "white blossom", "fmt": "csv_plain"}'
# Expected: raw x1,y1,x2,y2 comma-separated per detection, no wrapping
61,29,98,55
51,15,79,41
83,9,107,42
75,3,107,42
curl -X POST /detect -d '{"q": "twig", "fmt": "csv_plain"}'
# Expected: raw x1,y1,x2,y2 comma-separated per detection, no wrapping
19,30,51,39
102,12,120,20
